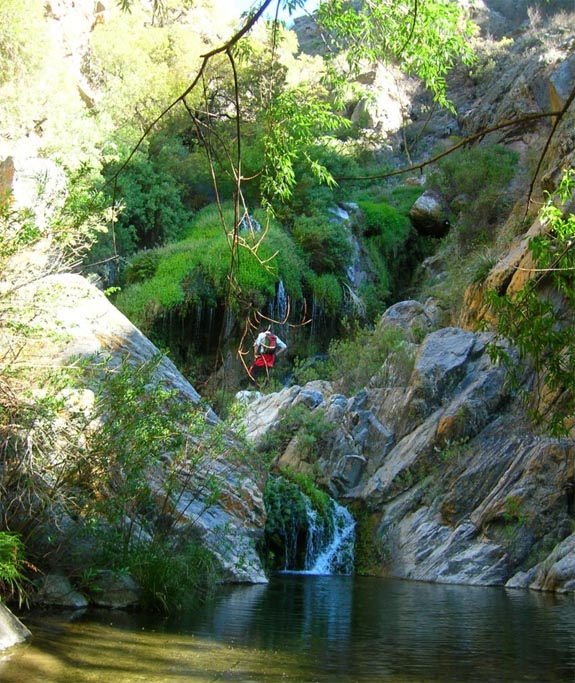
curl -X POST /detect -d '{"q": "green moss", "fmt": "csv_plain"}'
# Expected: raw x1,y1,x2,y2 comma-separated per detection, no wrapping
357,200,412,258
351,507,382,576
115,202,307,331
309,272,343,314
262,471,334,572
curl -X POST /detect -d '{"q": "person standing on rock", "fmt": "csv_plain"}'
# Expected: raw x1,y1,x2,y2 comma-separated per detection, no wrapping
248,324,287,386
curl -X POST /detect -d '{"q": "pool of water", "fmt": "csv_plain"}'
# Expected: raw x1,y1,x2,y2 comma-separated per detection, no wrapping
1,575,573,682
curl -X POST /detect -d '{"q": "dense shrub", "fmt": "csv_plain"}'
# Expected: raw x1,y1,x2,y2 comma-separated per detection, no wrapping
329,323,415,394
428,143,519,246
292,212,352,274
115,203,307,331
102,148,194,254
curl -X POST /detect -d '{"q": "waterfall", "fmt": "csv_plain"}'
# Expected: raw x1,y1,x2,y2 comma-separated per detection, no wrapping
279,495,355,576
266,476,355,576
275,279,288,324
302,499,355,575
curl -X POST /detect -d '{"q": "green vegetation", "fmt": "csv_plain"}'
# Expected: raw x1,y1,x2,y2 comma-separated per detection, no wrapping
114,203,307,334
262,470,334,572
357,199,414,306
316,0,476,111
328,323,416,394
0,348,239,612
0,532,34,607
351,508,383,576
417,143,519,315
257,402,335,464
428,144,519,249
487,169,575,436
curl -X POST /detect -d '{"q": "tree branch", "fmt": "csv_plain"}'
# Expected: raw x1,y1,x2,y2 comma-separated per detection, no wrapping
334,110,563,183
111,0,274,180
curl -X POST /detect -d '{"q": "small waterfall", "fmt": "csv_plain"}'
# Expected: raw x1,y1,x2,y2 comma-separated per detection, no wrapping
239,214,262,233
275,279,288,324
302,499,355,576
278,495,355,576
265,476,355,576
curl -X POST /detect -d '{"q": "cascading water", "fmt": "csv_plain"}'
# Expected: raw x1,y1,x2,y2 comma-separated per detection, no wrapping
302,499,355,575
274,279,288,324
281,494,355,576
265,476,355,576
239,214,262,233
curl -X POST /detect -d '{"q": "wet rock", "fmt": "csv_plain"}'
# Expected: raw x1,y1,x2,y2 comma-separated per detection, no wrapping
90,571,140,609
0,603,31,651
37,574,88,609
507,534,575,593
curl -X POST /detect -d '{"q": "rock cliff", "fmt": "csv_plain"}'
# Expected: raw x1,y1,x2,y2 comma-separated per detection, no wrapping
241,298,574,591
1,236,268,592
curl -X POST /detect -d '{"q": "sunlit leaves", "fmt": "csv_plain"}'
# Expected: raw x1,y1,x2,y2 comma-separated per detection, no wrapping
0,0,45,86
316,0,476,111
260,87,349,205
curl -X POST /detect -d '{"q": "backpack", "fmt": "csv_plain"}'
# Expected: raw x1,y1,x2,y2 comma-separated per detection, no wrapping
257,332,277,356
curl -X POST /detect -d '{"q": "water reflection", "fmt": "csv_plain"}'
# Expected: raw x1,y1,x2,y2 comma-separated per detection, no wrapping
1,576,573,683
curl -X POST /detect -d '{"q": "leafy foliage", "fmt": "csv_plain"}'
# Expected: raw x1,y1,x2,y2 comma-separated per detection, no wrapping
260,86,350,206
316,0,476,111
487,170,575,435
0,532,34,607
329,323,415,394
354,199,415,310
110,537,220,613
102,148,193,253
0,0,46,87
428,144,519,247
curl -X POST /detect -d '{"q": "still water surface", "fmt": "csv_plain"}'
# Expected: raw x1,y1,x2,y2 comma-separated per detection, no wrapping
1,575,573,683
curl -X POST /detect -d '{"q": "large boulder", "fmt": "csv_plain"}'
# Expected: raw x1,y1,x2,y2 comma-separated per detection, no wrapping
2,270,267,586
36,574,89,609
409,191,451,238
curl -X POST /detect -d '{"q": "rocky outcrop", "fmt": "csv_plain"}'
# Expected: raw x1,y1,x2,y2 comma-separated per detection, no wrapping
0,604,31,651
2,263,267,591
240,299,575,592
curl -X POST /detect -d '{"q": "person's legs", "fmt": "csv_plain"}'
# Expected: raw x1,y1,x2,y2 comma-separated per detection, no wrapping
248,362,269,387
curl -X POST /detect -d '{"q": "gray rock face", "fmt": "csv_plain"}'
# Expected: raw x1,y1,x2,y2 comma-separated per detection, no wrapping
241,302,574,592
0,603,31,651
4,271,267,589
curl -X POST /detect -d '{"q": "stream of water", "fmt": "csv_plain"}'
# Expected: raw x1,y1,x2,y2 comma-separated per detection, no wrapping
1,575,572,683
